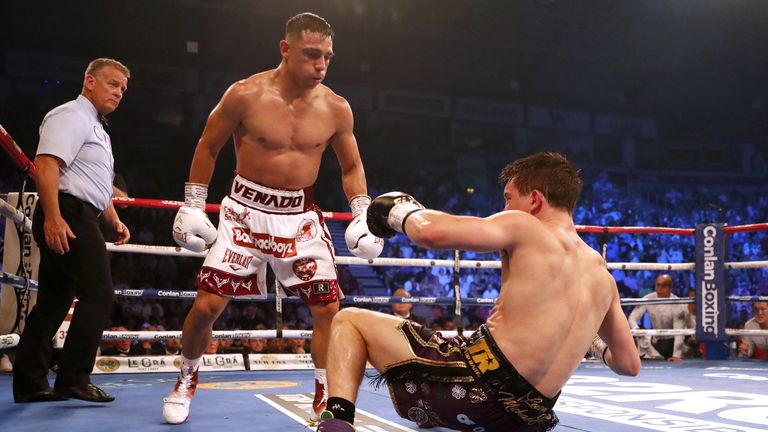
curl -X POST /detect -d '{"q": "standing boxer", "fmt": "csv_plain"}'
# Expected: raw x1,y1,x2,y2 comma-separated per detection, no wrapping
163,12,382,424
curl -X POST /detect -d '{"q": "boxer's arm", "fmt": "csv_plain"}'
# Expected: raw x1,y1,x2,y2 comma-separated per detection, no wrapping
329,98,367,200
189,82,247,185
404,209,531,252
368,192,531,251
598,283,641,376
173,83,244,252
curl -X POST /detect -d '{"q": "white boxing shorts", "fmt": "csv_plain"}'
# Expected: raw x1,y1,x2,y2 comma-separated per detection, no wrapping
197,174,341,304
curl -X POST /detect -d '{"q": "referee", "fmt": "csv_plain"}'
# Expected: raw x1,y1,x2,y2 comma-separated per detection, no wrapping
13,58,131,403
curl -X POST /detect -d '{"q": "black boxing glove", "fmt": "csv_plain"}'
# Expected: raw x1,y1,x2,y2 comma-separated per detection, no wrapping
366,192,425,238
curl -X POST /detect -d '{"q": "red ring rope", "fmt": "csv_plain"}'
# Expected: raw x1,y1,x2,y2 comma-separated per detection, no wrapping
112,196,353,221
0,123,37,179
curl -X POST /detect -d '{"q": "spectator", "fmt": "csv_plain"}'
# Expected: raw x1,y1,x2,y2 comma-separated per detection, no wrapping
99,327,133,357
163,338,182,356
627,274,686,361
403,275,420,294
240,305,268,330
265,338,287,354
482,283,500,299
203,338,219,355
130,325,165,356
283,328,308,354
217,338,243,354
389,288,427,325
737,302,768,360
246,338,267,355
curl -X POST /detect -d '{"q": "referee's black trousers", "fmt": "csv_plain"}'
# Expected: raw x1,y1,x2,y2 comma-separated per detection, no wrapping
13,193,114,394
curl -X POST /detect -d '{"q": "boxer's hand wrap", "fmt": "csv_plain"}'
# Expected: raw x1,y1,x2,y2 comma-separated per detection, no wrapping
367,192,425,239
345,195,384,259
348,194,371,218
172,182,217,252
184,182,208,210
588,335,609,366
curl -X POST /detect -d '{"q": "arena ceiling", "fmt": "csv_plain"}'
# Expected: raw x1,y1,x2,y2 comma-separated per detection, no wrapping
2,0,767,118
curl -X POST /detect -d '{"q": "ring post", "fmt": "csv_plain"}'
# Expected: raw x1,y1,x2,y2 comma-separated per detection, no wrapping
275,279,283,339
452,250,463,336
695,223,728,359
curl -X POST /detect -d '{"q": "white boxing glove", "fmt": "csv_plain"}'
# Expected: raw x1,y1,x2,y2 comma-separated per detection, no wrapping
345,194,384,259
172,182,217,252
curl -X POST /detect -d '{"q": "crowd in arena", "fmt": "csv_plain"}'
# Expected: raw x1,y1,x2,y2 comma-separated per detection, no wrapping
2,160,767,360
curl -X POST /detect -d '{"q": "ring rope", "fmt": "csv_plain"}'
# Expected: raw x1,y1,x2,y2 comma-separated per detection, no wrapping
0,197,32,233
4,197,768,348
725,261,768,270
2,328,766,351
105,198,768,234
6,196,768,237
4,271,768,305
111,196,353,221
575,225,694,236
106,242,703,271
94,327,768,341
2,198,763,270
1,271,38,290
723,222,768,234
3,195,766,274
106,243,768,271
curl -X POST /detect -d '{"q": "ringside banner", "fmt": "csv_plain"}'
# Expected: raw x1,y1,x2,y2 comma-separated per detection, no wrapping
0,193,39,335
695,223,726,343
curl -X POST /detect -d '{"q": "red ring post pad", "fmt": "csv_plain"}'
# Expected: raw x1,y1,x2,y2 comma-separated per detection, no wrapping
0,123,37,179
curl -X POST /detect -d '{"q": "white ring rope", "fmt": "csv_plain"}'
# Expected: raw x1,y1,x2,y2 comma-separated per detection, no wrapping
0,197,33,233
4,271,768,305
97,328,768,341
105,243,504,269
1,329,766,351
726,261,768,270
103,243,768,271
100,329,312,341
106,242,709,271
1,271,38,290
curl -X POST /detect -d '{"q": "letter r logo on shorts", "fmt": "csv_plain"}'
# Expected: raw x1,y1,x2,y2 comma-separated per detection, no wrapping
466,338,499,375
312,281,330,294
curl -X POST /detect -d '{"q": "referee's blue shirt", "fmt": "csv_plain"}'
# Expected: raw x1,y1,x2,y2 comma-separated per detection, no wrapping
37,95,115,211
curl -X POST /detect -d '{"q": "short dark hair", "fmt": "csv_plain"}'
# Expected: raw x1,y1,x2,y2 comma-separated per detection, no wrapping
85,58,130,79
285,12,334,40
499,152,582,213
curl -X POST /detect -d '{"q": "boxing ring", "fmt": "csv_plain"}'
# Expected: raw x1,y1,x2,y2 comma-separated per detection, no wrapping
2,194,768,432
2,360,768,432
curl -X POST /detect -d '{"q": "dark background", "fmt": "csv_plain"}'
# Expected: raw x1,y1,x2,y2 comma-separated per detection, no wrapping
2,0,767,204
